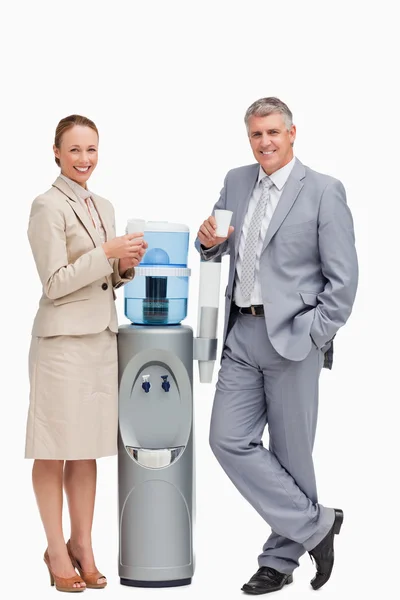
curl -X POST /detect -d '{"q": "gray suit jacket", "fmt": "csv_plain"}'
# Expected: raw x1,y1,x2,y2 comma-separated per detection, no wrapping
195,158,358,369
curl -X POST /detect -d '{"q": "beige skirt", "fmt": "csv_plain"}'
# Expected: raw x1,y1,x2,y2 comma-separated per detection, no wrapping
25,329,118,460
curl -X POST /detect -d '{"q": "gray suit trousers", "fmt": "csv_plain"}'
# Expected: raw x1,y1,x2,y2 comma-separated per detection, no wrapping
209,312,335,574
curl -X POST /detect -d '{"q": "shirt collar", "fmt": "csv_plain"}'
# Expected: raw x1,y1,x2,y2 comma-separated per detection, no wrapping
59,174,92,201
258,156,296,191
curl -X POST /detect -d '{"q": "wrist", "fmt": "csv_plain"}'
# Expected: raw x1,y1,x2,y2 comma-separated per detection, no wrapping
102,242,111,259
118,260,128,277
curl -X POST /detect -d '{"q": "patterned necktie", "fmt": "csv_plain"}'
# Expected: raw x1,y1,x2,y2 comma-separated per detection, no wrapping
240,176,274,301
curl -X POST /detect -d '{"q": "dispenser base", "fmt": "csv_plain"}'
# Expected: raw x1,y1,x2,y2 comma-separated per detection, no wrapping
120,577,192,588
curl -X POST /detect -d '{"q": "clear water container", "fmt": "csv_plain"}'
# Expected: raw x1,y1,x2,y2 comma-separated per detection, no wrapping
124,221,191,325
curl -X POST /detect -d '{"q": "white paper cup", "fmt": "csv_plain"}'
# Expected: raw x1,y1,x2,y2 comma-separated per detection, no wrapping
126,219,146,245
214,209,233,237
126,218,146,234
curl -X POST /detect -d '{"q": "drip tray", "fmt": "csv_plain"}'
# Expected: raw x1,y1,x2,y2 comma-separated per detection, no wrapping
126,446,185,468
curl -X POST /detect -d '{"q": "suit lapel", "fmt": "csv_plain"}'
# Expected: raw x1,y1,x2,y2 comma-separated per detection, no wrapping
52,176,102,246
234,164,259,257
261,158,305,254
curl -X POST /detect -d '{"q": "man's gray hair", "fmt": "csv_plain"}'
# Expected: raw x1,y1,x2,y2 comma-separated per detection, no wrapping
244,97,293,133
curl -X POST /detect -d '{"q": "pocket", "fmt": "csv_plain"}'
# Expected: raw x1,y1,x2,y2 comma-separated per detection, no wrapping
280,219,317,239
299,291,318,307
53,288,90,306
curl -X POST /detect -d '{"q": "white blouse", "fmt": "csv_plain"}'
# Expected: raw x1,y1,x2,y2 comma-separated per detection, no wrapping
60,174,107,243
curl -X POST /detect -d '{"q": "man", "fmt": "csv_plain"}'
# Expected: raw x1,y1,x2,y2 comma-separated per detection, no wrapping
195,97,358,594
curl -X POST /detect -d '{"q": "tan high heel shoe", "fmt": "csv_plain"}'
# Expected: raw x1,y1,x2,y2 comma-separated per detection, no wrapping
66,540,107,589
43,550,86,593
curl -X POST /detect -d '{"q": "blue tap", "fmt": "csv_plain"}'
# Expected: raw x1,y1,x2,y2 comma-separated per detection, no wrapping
161,375,170,392
141,375,151,393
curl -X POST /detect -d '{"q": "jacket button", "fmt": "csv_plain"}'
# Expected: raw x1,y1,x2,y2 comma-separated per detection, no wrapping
102,283,108,290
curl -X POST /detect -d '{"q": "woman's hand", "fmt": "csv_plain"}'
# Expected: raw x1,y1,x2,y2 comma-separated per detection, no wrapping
103,233,145,260
118,240,148,274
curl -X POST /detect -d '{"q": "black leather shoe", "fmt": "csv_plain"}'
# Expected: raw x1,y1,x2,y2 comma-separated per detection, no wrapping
241,567,293,595
309,508,344,590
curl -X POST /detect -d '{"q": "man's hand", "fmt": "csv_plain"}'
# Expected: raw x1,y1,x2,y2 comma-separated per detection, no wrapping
198,216,234,249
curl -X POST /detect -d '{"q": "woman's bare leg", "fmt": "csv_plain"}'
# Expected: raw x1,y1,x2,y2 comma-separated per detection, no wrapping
32,459,85,588
64,459,106,585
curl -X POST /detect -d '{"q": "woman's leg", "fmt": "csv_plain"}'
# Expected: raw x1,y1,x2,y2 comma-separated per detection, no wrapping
32,459,85,588
64,459,106,585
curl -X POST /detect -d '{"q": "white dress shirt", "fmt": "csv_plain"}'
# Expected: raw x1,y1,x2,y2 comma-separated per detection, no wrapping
234,157,296,306
60,174,107,243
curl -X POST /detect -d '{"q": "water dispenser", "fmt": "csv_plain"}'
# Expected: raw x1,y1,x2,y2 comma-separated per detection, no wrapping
117,219,222,587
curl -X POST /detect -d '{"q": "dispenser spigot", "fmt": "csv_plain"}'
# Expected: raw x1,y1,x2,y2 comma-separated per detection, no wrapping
161,375,170,392
141,374,151,393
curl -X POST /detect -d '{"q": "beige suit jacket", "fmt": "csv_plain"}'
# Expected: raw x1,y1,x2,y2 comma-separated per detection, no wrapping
28,176,134,336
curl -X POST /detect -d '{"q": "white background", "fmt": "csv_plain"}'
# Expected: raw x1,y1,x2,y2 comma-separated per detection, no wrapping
0,1,398,598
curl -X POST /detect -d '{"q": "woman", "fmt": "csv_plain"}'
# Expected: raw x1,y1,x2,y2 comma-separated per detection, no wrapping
25,115,146,592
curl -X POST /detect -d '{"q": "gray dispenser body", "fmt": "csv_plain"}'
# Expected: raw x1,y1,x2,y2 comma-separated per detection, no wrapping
117,324,194,587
